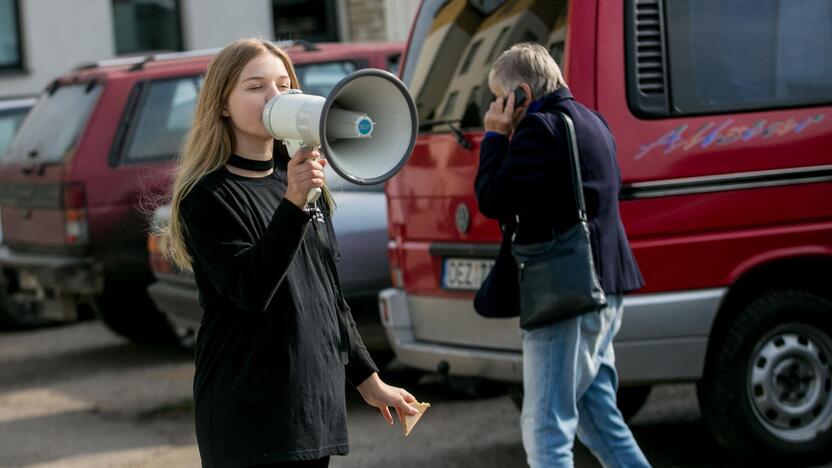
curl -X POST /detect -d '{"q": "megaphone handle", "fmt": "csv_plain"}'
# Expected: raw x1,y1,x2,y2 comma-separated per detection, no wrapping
298,142,323,207
306,187,322,205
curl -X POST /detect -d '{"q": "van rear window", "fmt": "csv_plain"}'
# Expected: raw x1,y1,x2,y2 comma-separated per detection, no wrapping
401,0,569,133
3,84,101,165
666,0,832,114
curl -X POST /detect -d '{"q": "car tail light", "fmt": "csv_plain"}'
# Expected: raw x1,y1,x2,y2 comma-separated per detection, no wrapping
62,183,88,245
387,239,404,287
147,233,174,274
391,266,404,288
379,296,391,325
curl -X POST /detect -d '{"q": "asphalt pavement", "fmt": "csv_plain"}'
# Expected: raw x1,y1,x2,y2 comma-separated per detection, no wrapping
1,320,830,468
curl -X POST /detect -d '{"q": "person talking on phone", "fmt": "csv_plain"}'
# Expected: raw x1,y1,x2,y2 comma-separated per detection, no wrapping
474,42,649,468
161,39,419,468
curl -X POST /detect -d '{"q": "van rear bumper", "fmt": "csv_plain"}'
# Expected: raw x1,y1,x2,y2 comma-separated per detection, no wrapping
378,287,726,385
0,245,103,295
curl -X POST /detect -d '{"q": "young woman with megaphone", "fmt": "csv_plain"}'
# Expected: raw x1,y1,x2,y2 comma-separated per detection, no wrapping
162,39,420,468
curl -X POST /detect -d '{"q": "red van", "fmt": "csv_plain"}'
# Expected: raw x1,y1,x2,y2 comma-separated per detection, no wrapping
380,0,832,463
0,41,403,337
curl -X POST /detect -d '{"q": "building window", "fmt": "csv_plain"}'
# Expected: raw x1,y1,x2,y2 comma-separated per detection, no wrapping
112,0,183,55
272,0,339,42
0,0,23,71
442,91,459,118
459,39,482,75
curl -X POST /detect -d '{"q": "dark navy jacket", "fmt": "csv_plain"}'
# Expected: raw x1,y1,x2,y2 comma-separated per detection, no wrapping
475,88,644,298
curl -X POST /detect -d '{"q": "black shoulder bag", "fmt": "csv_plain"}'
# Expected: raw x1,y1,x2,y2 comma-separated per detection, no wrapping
511,112,607,330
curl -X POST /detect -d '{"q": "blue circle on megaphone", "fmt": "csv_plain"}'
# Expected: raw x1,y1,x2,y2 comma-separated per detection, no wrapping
358,118,373,135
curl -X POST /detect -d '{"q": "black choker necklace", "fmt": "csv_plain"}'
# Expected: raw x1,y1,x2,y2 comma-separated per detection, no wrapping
227,154,274,172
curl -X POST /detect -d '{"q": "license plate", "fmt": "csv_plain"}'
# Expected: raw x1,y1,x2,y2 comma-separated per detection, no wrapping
442,258,495,291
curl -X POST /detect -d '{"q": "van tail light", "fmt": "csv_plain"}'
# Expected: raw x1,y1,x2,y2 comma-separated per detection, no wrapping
387,239,404,288
62,183,89,245
147,233,174,274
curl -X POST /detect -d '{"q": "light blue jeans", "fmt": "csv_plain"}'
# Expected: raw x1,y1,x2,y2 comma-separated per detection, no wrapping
520,294,650,468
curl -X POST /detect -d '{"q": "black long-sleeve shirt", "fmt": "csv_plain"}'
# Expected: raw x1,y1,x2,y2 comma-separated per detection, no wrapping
181,156,377,467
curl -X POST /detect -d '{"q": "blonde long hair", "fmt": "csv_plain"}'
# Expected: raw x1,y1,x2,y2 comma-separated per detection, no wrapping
163,39,331,270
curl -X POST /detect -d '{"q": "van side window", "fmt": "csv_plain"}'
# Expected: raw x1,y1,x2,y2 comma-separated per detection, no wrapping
666,0,832,115
123,77,201,163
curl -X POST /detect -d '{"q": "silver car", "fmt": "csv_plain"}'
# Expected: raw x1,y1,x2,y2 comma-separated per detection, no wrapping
147,166,391,349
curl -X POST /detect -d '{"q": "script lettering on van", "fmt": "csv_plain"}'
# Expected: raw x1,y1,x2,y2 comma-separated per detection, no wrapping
635,114,826,160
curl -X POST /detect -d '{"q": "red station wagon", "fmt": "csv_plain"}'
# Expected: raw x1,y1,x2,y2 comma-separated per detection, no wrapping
0,41,403,338
379,0,832,463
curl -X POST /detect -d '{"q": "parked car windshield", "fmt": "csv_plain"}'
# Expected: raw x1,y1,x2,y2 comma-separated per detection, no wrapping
3,83,102,164
401,0,569,132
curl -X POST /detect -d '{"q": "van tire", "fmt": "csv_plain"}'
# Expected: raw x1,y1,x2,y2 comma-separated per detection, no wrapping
95,287,176,344
698,289,832,465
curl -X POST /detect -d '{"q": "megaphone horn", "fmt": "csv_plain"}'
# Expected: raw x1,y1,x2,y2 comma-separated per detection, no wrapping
262,69,418,205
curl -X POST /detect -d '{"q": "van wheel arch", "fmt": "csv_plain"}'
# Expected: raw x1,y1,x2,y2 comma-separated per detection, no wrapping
705,256,832,367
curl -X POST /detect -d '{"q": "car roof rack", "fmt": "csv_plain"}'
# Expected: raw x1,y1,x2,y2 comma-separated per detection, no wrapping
74,39,321,72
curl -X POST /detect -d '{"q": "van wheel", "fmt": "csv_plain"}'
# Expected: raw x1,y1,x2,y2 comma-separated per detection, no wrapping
95,287,176,344
698,290,832,465
507,383,651,422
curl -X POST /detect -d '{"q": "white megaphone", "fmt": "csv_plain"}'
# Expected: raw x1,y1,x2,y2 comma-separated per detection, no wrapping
262,69,418,205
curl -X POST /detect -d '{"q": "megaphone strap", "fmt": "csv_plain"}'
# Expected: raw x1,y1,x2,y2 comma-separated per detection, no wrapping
227,154,274,172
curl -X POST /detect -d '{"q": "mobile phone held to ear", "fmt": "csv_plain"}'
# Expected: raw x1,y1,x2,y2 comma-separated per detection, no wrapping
513,87,527,108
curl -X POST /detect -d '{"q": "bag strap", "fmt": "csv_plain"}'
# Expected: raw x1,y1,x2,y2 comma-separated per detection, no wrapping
558,112,588,223
513,111,586,236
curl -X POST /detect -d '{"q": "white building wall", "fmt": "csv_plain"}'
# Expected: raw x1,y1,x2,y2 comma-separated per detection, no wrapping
0,0,413,99
0,0,113,98
180,0,273,50
384,0,419,41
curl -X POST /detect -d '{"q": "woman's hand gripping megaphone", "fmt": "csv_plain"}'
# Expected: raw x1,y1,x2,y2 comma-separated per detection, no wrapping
285,146,326,209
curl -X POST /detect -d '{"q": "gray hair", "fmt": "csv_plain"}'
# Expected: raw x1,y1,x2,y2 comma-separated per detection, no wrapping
489,42,568,99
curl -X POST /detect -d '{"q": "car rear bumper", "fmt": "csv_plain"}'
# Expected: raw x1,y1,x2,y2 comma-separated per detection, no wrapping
378,287,726,385
0,245,102,295
147,278,202,332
